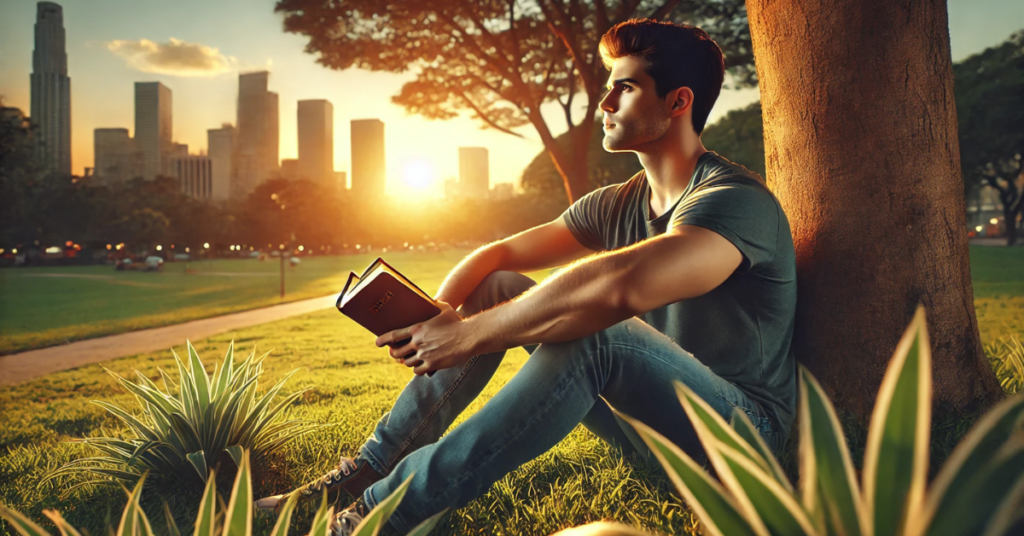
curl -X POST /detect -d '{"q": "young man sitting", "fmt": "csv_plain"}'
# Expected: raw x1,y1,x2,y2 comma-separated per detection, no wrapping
257,18,797,535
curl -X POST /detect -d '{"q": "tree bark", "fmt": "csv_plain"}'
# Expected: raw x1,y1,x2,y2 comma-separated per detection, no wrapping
746,0,1003,418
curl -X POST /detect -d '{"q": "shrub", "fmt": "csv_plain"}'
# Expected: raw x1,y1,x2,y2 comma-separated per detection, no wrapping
45,341,317,490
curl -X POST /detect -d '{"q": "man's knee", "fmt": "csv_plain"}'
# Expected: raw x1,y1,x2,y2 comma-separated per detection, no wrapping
460,271,536,316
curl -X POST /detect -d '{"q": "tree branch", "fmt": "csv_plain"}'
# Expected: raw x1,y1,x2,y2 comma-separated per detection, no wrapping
456,90,526,138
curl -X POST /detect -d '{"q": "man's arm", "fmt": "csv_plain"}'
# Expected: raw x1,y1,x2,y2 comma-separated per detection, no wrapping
464,224,744,354
434,218,595,310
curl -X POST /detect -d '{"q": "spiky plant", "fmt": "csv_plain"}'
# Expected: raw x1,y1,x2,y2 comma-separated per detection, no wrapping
46,340,317,490
567,306,1024,536
3,451,444,536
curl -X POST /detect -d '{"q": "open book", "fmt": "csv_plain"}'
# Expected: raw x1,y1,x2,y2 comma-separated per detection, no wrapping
336,258,442,372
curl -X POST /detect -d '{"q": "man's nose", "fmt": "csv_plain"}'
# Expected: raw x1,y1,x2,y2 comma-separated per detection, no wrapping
599,92,616,113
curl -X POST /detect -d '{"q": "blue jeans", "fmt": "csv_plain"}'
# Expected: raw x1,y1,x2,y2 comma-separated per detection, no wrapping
357,271,784,531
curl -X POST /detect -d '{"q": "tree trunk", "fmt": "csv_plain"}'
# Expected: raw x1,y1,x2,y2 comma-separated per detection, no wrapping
746,0,1003,418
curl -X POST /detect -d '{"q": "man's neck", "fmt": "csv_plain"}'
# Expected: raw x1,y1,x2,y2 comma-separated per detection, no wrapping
637,134,708,219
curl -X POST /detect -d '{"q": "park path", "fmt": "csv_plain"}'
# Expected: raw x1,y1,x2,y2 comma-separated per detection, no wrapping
0,294,337,386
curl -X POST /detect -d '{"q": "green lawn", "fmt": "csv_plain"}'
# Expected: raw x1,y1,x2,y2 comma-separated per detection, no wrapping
0,250,471,355
0,246,1021,535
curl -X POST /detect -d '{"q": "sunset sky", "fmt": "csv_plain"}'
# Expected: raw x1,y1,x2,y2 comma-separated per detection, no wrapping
1,0,1022,194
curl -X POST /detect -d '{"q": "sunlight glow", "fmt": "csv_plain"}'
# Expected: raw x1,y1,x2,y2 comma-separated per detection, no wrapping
402,159,437,191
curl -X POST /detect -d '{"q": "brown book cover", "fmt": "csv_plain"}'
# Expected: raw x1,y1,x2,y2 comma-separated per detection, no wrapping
335,258,442,373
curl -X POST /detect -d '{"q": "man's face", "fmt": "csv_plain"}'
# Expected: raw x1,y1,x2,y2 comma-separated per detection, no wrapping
599,56,672,152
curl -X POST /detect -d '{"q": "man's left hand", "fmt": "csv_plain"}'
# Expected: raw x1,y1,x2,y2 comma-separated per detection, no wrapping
375,301,479,375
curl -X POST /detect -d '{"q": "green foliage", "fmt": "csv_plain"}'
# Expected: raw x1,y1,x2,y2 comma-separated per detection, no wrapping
599,306,1024,536
1,451,415,536
700,102,765,179
45,341,317,488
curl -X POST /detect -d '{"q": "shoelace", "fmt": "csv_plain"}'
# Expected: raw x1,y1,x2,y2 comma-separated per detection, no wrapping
329,504,366,536
301,457,359,496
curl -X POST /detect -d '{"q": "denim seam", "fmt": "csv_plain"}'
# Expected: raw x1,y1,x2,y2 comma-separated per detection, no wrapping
384,354,482,472
408,353,592,524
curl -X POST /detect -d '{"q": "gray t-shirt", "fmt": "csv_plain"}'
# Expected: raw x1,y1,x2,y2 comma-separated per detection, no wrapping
561,151,797,431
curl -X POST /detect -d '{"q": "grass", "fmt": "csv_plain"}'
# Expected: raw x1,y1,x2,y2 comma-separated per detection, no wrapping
0,250,469,355
1,246,1022,535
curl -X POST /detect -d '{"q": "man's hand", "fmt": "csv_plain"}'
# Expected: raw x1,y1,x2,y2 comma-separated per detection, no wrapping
375,301,480,376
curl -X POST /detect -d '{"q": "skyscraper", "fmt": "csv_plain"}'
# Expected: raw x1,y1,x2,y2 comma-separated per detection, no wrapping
297,99,334,185
30,1,71,175
236,71,279,196
351,119,385,197
207,124,235,201
93,128,140,185
459,147,489,198
134,82,172,180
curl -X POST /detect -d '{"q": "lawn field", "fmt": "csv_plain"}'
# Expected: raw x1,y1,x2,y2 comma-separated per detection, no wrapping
0,250,472,356
0,246,1021,535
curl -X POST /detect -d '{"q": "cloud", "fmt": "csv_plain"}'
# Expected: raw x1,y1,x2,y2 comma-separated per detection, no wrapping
106,38,238,77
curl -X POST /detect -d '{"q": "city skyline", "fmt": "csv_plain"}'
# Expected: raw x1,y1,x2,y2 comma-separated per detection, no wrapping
2,0,1022,192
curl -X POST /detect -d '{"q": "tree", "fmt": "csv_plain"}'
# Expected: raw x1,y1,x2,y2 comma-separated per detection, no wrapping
746,0,1003,418
954,30,1024,246
274,0,756,203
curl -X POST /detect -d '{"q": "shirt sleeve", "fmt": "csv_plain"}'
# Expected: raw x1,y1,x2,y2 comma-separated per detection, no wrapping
560,185,617,251
670,178,780,273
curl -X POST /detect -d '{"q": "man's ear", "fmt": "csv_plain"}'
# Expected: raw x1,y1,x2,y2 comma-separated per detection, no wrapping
668,87,694,119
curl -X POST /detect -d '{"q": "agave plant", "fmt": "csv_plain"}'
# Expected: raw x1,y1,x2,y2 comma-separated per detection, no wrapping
573,306,1024,536
2,451,445,536
46,340,318,489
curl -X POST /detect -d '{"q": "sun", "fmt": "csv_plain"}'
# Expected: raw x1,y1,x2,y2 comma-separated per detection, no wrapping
401,159,437,191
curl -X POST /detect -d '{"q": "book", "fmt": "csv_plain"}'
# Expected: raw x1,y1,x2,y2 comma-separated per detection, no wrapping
336,257,442,374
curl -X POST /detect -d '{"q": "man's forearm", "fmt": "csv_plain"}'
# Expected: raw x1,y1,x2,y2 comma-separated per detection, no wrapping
464,248,636,354
434,244,506,310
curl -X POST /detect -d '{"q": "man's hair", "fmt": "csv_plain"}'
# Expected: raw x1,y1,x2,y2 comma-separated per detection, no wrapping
598,19,725,134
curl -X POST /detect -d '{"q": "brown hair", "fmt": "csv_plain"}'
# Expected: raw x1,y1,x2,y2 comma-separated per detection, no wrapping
599,19,725,134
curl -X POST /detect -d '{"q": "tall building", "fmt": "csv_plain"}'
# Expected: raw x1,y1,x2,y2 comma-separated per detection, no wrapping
459,147,489,197
236,71,279,196
30,2,71,175
297,99,333,185
134,82,173,180
171,155,213,200
351,119,385,197
93,128,140,185
207,124,235,201
280,159,301,179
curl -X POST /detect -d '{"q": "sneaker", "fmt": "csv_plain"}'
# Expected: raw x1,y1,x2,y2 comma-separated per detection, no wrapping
330,499,370,536
254,456,383,512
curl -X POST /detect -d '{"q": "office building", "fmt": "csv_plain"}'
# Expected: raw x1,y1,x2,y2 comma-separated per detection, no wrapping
280,159,301,179
93,128,140,185
351,119,385,197
297,99,334,185
30,2,71,175
207,124,235,201
171,155,213,200
459,147,489,197
490,182,515,200
135,82,173,180
237,71,279,196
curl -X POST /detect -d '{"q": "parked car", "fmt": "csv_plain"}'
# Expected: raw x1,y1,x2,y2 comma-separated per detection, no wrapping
145,256,164,271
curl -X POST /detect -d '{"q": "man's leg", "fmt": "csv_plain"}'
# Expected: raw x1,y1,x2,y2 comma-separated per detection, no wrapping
362,317,782,531
358,271,540,476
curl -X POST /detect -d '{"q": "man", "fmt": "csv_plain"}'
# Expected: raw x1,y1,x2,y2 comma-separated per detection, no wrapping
257,18,797,534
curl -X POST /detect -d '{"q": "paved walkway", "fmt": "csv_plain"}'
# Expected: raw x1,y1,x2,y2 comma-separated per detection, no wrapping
0,294,338,386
